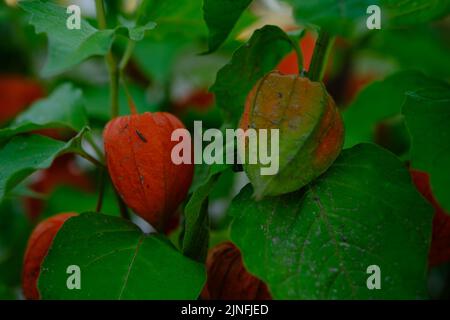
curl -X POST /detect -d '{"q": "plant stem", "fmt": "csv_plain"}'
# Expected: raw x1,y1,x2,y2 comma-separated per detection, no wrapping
94,0,107,29
115,190,130,220
95,169,106,212
95,0,120,118
78,151,105,169
85,133,104,161
119,40,136,71
108,61,120,118
308,30,334,82
120,71,138,114
119,40,138,115
95,0,135,221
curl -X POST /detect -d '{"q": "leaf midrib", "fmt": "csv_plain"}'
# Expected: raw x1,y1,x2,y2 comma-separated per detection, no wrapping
118,235,145,300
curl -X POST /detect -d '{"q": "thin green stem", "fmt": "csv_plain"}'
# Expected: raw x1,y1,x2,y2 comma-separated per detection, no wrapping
85,133,104,161
95,0,119,118
119,40,136,71
95,169,106,213
108,59,120,118
308,30,334,82
78,151,105,169
114,189,130,220
94,0,107,29
118,40,138,114
94,0,138,221
120,71,138,114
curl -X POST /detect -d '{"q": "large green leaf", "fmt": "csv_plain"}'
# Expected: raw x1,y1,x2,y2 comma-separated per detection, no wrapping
344,70,447,148
0,132,86,202
230,143,433,299
203,0,252,53
211,25,294,126
39,213,206,299
384,0,450,27
133,2,255,81
286,0,450,37
403,87,450,213
0,83,87,141
286,0,377,36
19,0,115,77
137,0,207,41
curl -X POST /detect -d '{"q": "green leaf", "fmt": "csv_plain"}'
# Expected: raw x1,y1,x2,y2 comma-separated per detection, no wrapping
286,0,378,36
190,161,230,194
182,179,213,263
344,70,447,148
0,131,86,202
230,143,433,299
182,165,230,262
286,1,450,37
0,83,88,142
203,0,253,53
211,25,295,126
0,199,32,287
137,0,207,41
127,21,157,41
117,16,157,42
403,87,450,213
208,168,236,201
133,3,255,82
39,213,205,299
19,0,115,77
385,0,450,27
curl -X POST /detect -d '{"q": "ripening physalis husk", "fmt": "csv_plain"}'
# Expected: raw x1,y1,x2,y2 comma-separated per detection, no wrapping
23,212,77,300
240,71,344,199
202,242,271,300
104,112,194,231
